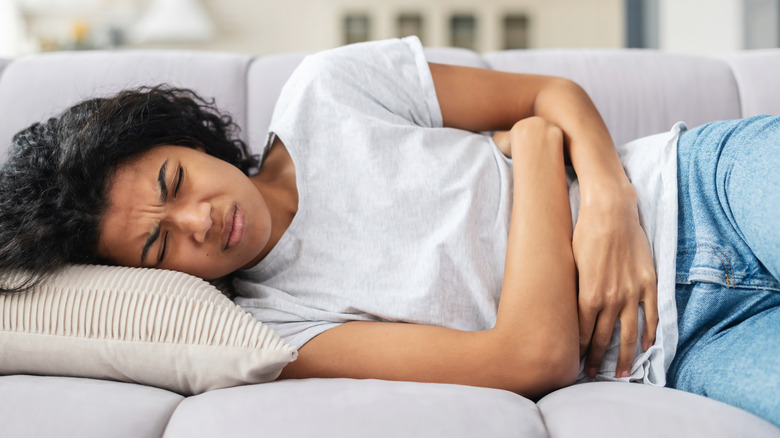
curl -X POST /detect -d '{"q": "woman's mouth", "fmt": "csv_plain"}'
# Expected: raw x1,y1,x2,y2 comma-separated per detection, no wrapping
223,205,245,249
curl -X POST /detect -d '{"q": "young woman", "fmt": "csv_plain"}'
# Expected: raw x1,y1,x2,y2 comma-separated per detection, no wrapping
0,37,777,425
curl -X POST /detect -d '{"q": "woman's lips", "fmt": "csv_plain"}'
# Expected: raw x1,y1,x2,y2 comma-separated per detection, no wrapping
223,205,245,249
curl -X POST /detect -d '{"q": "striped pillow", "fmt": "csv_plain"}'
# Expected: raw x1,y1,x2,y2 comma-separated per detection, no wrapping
0,264,296,395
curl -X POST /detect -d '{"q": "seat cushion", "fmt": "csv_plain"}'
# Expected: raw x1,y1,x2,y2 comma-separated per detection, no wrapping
0,375,183,438
539,382,780,438
164,378,547,438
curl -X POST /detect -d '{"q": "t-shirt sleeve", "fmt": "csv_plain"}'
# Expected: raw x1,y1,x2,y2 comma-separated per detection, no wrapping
269,36,443,136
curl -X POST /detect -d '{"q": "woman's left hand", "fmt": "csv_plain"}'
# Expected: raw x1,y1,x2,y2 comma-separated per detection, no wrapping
573,187,658,379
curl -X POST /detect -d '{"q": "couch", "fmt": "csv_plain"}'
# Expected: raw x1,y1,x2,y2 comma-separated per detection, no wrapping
1,43,780,438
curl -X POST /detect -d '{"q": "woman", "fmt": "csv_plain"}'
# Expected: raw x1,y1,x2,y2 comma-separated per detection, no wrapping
0,37,777,424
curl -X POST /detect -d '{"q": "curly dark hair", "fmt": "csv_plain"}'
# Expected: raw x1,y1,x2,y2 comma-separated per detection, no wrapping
0,85,259,292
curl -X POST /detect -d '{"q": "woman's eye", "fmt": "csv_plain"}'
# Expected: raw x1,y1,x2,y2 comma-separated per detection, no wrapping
173,166,184,197
159,231,169,263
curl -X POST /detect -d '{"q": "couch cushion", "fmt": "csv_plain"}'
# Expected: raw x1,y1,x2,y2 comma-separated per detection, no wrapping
163,378,548,438
0,375,183,438
246,53,308,155
483,50,741,145
0,51,251,161
539,382,780,438
723,49,780,117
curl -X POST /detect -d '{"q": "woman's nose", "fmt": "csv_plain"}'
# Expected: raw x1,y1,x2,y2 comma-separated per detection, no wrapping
170,201,212,243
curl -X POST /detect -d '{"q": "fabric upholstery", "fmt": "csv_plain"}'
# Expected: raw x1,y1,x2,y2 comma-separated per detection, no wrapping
0,375,182,438
539,382,780,438
164,378,547,438
246,53,308,154
723,50,780,117
0,50,251,158
484,50,741,145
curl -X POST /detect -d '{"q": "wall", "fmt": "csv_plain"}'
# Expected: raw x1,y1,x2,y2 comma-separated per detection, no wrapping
132,0,625,55
6,0,780,57
658,0,744,55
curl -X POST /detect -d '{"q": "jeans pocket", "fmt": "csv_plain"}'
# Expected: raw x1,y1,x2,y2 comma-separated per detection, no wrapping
676,243,780,292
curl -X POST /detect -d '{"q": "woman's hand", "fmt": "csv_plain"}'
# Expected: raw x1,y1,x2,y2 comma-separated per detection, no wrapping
429,62,657,379
573,187,658,379
286,117,580,399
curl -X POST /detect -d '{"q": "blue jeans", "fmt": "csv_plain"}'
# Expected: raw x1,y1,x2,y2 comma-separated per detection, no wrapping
668,115,780,427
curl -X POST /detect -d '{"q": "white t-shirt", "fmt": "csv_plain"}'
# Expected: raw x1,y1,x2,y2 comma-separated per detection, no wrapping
233,37,681,386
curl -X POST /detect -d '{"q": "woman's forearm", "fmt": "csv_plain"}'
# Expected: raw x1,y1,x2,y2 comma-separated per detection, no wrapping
532,78,635,204
494,117,579,391
284,119,579,398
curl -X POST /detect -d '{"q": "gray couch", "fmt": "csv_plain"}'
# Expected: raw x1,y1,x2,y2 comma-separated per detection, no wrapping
1,44,780,438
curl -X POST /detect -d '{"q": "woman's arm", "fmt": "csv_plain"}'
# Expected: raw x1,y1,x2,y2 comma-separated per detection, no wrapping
429,62,658,378
281,118,578,399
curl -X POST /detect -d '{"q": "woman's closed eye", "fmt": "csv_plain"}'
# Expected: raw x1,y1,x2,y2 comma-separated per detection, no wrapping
159,231,169,263
158,165,184,264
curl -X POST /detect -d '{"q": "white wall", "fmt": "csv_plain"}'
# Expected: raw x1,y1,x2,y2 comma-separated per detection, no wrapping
658,0,744,55
8,0,779,57
136,0,625,55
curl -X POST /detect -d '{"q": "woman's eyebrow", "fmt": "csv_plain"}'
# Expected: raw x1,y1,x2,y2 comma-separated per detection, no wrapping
140,160,169,264
158,159,169,202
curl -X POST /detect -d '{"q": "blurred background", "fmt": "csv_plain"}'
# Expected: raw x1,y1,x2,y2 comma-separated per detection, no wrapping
1,0,779,58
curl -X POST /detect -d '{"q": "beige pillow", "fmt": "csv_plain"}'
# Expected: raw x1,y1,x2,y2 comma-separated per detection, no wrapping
0,264,297,395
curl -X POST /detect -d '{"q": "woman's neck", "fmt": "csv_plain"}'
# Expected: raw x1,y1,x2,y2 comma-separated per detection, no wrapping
248,137,298,264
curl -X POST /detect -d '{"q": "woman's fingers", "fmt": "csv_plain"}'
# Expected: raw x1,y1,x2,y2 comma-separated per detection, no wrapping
572,210,659,379
584,308,617,378
578,296,598,357
642,282,659,351
616,305,639,378
582,300,641,379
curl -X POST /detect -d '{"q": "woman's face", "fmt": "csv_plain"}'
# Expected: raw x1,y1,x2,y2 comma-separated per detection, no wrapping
97,145,272,279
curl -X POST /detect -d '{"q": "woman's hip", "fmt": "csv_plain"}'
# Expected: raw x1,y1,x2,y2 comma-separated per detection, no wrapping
675,115,780,290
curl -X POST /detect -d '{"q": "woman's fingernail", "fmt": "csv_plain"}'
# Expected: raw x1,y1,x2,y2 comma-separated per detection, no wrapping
620,370,629,378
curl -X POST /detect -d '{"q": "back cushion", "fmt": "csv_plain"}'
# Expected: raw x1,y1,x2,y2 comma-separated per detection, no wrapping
0,51,252,160
723,49,780,117
246,53,308,156
483,50,741,145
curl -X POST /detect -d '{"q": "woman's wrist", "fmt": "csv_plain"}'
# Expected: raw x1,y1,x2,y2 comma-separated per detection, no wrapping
579,177,637,213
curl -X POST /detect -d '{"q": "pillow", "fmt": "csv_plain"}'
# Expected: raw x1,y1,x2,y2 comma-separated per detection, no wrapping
0,264,297,395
